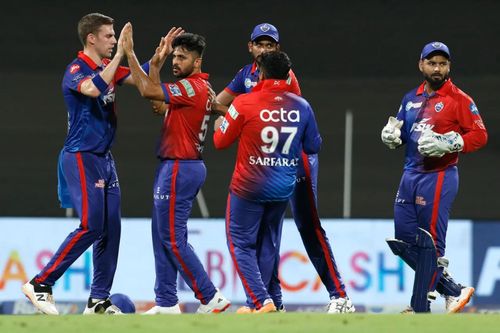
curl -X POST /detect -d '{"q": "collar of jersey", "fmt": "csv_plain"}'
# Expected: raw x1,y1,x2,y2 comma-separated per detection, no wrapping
184,72,209,80
250,62,259,75
416,79,452,97
252,79,293,92
77,51,103,70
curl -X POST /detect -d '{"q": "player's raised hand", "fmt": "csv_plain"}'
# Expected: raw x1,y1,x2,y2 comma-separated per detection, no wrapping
121,22,134,56
164,27,184,55
381,116,403,149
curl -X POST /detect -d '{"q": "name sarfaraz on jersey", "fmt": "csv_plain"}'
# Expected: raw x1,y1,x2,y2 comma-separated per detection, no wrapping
260,108,300,122
249,156,299,166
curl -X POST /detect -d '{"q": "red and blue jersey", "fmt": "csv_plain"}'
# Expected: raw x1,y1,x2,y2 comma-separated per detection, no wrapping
396,79,488,172
224,62,301,96
62,52,130,153
214,79,322,202
158,73,212,160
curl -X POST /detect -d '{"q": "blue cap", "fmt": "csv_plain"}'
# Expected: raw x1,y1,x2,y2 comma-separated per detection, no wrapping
110,293,136,314
420,41,450,60
251,23,279,42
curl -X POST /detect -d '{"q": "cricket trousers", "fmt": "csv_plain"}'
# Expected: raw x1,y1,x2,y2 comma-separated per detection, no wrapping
394,166,459,256
226,192,287,309
152,159,216,306
266,153,347,306
36,150,121,300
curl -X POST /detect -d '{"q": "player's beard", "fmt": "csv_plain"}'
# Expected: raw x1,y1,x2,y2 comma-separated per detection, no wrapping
173,64,195,79
423,72,449,91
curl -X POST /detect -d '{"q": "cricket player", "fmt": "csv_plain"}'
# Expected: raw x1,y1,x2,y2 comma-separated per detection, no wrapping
22,13,151,315
381,42,488,313
121,23,230,314
214,23,353,313
214,51,322,313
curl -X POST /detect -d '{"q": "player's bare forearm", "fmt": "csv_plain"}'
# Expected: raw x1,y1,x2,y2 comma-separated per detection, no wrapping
125,52,164,100
211,102,228,116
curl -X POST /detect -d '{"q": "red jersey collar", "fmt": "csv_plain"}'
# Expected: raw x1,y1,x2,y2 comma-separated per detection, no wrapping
252,79,294,93
77,51,103,70
250,62,258,74
186,72,209,80
416,79,452,96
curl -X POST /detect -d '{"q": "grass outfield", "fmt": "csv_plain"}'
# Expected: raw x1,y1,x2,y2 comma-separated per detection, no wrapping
1,314,499,333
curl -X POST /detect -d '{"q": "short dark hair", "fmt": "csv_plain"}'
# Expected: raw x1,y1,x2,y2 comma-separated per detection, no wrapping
77,13,114,47
172,33,206,57
256,51,292,80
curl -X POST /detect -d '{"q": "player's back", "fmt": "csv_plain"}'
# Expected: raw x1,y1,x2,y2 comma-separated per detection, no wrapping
221,80,321,202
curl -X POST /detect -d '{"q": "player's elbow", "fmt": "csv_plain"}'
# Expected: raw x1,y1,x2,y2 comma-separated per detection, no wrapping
304,136,322,154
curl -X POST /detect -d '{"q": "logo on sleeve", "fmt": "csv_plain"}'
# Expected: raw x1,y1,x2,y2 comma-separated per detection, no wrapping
244,78,255,89
180,79,195,97
434,102,444,112
220,118,229,133
168,84,182,96
70,64,80,74
228,105,239,120
470,102,479,115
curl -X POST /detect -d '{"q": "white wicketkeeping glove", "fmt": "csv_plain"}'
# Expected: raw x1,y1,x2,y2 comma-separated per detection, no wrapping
381,116,404,149
417,129,464,157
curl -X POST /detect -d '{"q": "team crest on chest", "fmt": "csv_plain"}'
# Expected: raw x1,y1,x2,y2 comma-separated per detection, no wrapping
434,102,444,112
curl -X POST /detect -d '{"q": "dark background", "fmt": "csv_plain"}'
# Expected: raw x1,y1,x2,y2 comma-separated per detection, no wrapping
1,0,498,219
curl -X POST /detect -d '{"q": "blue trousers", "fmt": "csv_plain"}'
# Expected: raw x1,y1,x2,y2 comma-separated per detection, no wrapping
266,153,347,306
226,192,287,309
152,160,216,306
394,167,459,256
36,151,121,299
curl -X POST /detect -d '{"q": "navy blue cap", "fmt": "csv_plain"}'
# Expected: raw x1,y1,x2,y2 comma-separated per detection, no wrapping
251,23,279,42
420,41,451,60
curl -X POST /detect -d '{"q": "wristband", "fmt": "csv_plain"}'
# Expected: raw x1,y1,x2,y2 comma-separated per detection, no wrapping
91,74,109,94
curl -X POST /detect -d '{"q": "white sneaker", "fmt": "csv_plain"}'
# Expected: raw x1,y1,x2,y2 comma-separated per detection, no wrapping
142,304,181,315
196,289,231,313
83,298,123,315
445,286,474,313
327,297,355,314
22,279,58,315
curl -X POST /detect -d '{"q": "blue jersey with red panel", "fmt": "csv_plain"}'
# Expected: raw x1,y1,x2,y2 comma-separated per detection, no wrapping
158,73,212,160
214,79,321,202
224,62,301,96
396,79,487,172
62,52,130,153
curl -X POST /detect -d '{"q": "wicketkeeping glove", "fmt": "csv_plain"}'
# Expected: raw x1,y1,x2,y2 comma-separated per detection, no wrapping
381,116,404,149
417,129,464,157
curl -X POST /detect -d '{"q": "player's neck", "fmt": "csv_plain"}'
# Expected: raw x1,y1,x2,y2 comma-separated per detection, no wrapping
83,48,104,67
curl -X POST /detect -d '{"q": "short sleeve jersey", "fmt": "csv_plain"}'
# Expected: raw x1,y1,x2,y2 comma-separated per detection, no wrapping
396,79,488,172
62,52,130,153
214,79,322,202
158,73,212,160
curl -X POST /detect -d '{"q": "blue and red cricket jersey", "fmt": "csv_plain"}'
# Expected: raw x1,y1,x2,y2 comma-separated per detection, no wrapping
158,73,212,159
214,79,321,202
396,79,488,172
62,52,130,153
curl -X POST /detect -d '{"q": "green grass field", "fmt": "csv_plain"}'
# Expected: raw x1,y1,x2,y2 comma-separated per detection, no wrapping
1,314,499,333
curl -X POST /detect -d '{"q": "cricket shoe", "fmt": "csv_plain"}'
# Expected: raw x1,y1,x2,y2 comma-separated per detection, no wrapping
196,289,231,313
254,299,277,314
327,297,355,314
83,298,123,315
445,286,474,314
236,306,254,314
142,304,181,315
21,278,58,315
